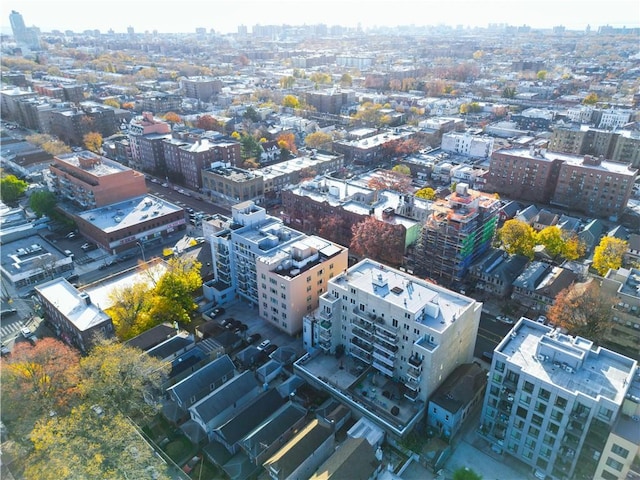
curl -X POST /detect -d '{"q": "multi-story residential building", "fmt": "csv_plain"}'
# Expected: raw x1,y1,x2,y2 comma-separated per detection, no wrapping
593,404,640,480
601,267,640,360
49,105,119,146
49,151,147,209
135,91,181,114
9,10,40,49
201,165,264,205
610,130,640,168
0,87,37,123
548,125,618,159
333,129,415,165
35,278,115,353
305,89,356,115
128,112,171,171
296,259,481,437
487,148,637,218
479,318,637,480
49,150,147,208
181,76,223,102
414,184,500,287
256,235,348,335
441,132,494,158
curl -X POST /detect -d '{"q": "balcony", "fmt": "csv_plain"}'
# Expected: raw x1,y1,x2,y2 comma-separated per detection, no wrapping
374,320,397,336
375,329,398,345
405,376,420,391
372,361,394,377
372,350,394,367
374,341,398,356
408,355,422,367
561,434,580,450
352,307,376,325
351,337,373,353
350,347,372,364
407,365,421,380
319,310,333,321
318,319,332,331
318,339,331,353
319,329,331,341
404,388,419,402
351,325,373,343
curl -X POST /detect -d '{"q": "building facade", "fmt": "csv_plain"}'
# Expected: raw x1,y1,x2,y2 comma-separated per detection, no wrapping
479,318,637,480
49,151,147,209
414,184,500,287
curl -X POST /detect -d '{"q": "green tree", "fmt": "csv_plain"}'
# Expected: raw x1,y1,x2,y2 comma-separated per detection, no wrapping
282,94,300,109
27,406,171,480
0,174,28,203
592,236,627,275
240,133,262,160
153,256,202,321
340,73,353,87
279,76,295,89
243,106,259,122
29,189,57,218
502,86,516,98
107,282,154,340
392,164,411,176
415,187,436,200
453,467,482,480
78,340,169,420
498,219,536,258
547,281,612,345
537,70,548,81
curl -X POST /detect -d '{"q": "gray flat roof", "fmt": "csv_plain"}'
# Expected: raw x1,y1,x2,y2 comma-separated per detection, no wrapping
76,194,182,233
55,151,129,176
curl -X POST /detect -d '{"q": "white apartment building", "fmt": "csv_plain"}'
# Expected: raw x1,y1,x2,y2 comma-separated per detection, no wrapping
295,259,481,437
479,318,637,480
441,132,494,158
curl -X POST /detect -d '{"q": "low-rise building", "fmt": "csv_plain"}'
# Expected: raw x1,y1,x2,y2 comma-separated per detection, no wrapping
35,278,114,353
511,262,577,313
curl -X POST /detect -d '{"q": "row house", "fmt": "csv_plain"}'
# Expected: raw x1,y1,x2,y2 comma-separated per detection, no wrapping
511,261,577,313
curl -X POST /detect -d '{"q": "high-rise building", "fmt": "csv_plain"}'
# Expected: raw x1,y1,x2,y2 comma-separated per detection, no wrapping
413,183,499,287
9,10,40,49
295,259,481,437
479,318,638,480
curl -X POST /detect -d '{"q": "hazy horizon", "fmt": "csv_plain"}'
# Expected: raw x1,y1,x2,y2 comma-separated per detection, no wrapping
1,0,639,35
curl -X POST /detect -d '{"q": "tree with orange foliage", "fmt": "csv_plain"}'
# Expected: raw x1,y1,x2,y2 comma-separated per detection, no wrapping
195,114,223,132
367,169,412,193
319,214,350,247
121,102,136,110
1,338,80,443
547,280,612,345
351,216,405,266
83,132,103,153
163,111,181,124
277,132,297,155
381,138,422,159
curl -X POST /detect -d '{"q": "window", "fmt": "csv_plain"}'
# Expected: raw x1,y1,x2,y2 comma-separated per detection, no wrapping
554,396,567,409
538,388,550,401
535,401,547,415
611,444,629,459
550,409,563,422
531,414,543,427
599,406,613,420
547,423,558,435
523,381,534,394
606,457,624,472
528,426,540,437
601,471,618,480
516,406,528,419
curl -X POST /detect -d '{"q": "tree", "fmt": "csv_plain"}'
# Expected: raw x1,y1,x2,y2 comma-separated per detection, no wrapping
547,281,613,344
240,133,262,160
502,86,516,98
392,164,411,176
276,132,297,155
78,340,169,420
242,158,260,169
153,256,202,320
0,175,28,203
102,98,120,109
453,467,482,480
415,187,436,200
536,226,566,259
121,101,136,110
318,214,350,247
243,106,259,123
27,406,172,480
340,73,353,87
279,76,295,89
107,282,154,340
304,131,333,150
563,234,586,261
537,70,548,81
83,132,103,153
592,236,627,275
1,339,80,444
29,189,57,218
282,94,300,109
498,219,536,258
195,114,221,131
26,133,72,156
351,216,405,266
367,170,412,193
583,92,599,105
163,111,182,124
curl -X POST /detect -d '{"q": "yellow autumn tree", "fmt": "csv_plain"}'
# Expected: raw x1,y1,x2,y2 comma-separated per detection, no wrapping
592,236,627,275
83,132,103,153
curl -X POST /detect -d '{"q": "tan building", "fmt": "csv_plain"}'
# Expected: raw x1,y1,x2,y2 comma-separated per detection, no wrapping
202,165,264,205
49,151,147,209
593,413,640,480
256,235,348,335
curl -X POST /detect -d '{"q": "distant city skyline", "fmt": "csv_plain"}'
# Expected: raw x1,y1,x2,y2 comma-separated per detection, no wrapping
1,0,639,35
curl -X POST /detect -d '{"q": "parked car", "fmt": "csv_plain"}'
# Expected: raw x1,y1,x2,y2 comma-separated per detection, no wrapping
220,317,234,328
1,344,10,357
81,242,97,252
264,344,278,355
257,339,271,351
211,307,225,318
246,333,262,345
21,326,32,338
536,315,548,325
65,231,78,239
226,319,241,330
496,315,514,324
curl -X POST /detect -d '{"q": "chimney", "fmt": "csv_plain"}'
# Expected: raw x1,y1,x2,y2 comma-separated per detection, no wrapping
79,292,91,305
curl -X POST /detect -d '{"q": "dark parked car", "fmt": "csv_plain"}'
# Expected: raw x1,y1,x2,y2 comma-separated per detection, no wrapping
263,344,278,356
211,307,225,318
226,319,241,330
220,317,234,328
246,333,262,345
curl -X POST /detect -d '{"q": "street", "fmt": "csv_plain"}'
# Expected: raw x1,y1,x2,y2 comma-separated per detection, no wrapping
474,312,515,360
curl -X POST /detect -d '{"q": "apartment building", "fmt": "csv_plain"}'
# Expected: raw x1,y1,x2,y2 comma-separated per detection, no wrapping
181,76,223,101
296,259,481,437
479,318,637,480
305,89,356,115
440,132,494,158
413,184,500,287
135,91,181,114
49,151,147,209
201,165,264,205
36,278,115,353
601,267,640,360
49,105,119,146
333,129,415,165
204,201,347,334
128,112,171,171
487,148,637,218
256,235,348,335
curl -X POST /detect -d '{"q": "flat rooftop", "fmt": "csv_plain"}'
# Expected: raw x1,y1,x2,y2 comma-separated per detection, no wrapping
334,259,474,333
258,152,341,181
36,278,111,331
55,151,129,176
76,194,182,233
496,319,637,405
1,234,66,276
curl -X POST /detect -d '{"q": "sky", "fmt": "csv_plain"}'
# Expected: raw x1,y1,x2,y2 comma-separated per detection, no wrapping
1,0,639,35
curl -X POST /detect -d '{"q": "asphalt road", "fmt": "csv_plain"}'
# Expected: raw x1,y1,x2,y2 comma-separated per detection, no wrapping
474,312,515,359
144,178,231,217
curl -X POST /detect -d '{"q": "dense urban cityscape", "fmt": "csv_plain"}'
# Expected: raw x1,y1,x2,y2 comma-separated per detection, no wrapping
0,6,639,480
